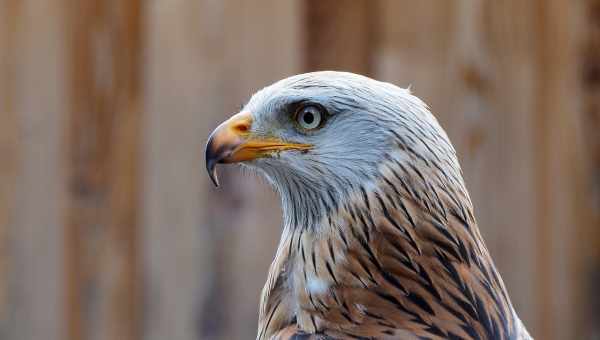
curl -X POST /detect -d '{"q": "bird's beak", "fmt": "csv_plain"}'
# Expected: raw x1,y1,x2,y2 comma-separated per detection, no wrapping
205,111,311,187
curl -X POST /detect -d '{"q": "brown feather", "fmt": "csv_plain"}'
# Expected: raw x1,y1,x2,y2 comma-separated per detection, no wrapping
258,155,523,340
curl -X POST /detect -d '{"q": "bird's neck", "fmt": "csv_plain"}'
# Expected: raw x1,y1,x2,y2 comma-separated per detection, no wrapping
277,174,357,231
260,155,526,339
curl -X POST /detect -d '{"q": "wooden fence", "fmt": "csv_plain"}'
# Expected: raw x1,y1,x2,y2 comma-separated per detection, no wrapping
1,1,598,339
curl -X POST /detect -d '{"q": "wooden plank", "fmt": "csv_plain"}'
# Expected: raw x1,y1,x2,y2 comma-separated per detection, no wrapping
143,2,228,339
374,0,455,103
65,1,142,340
534,1,587,339
143,1,302,339
374,0,539,334
105,3,143,340
467,2,539,332
0,0,20,337
304,0,374,74
580,0,600,338
219,3,303,339
4,1,67,339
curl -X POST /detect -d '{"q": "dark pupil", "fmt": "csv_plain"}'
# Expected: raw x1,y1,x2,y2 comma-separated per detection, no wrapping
303,111,314,124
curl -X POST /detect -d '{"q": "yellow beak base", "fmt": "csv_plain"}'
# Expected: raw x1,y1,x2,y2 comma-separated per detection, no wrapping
205,111,311,187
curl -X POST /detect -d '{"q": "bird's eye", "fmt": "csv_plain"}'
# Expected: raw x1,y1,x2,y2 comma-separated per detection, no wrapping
295,105,323,130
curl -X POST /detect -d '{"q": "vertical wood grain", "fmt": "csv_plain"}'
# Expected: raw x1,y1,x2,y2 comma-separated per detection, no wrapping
143,2,219,338
0,0,20,337
65,1,142,339
3,1,67,340
534,1,586,339
143,1,302,339
373,0,539,334
216,2,303,338
580,0,600,338
304,0,374,75
470,2,539,331
0,2,596,340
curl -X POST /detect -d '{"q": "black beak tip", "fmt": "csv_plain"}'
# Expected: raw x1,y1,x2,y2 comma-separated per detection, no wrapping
206,159,219,188
205,140,220,188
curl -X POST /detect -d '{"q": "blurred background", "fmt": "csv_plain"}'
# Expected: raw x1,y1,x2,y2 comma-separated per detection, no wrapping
1,1,599,339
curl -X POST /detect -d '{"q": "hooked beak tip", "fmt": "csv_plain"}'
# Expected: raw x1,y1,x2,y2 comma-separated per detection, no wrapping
205,142,220,188
205,111,252,188
208,162,219,188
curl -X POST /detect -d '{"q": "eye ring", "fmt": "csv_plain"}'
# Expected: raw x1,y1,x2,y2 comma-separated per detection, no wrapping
295,105,324,131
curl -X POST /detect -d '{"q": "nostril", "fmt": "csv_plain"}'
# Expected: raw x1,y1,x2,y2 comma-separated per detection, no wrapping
232,122,249,133
226,111,253,134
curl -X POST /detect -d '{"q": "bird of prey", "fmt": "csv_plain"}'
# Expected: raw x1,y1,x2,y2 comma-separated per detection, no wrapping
205,72,532,340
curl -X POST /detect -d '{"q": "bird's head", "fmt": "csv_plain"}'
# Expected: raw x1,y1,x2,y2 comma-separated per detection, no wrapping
206,71,455,228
